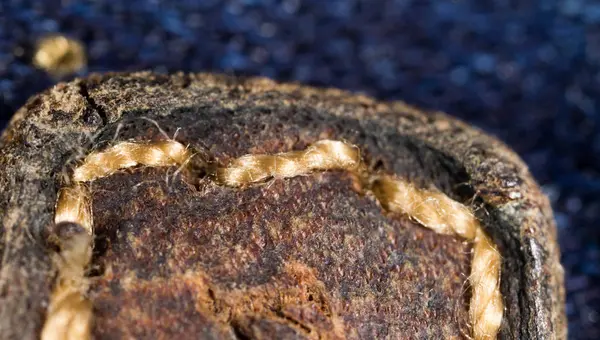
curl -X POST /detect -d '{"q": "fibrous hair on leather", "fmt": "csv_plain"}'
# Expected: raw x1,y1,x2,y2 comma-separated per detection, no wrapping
46,139,503,340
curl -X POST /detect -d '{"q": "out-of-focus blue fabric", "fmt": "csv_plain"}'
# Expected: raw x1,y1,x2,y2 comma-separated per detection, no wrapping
0,1,598,338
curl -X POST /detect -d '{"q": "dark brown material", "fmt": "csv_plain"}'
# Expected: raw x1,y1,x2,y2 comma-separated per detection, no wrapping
0,72,565,339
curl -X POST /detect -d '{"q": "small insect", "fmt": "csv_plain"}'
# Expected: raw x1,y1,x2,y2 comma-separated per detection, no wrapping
33,35,87,78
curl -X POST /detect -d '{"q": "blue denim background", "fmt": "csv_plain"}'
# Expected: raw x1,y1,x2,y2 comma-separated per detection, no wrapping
0,1,598,338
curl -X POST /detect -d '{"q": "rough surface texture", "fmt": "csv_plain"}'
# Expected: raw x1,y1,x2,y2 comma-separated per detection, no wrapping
0,72,565,339
91,169,470,339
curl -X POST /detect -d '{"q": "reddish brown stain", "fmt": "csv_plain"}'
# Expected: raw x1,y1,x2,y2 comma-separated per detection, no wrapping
89,168,470,339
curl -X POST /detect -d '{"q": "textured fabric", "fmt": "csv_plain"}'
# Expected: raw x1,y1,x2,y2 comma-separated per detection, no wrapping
0,1,598,338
